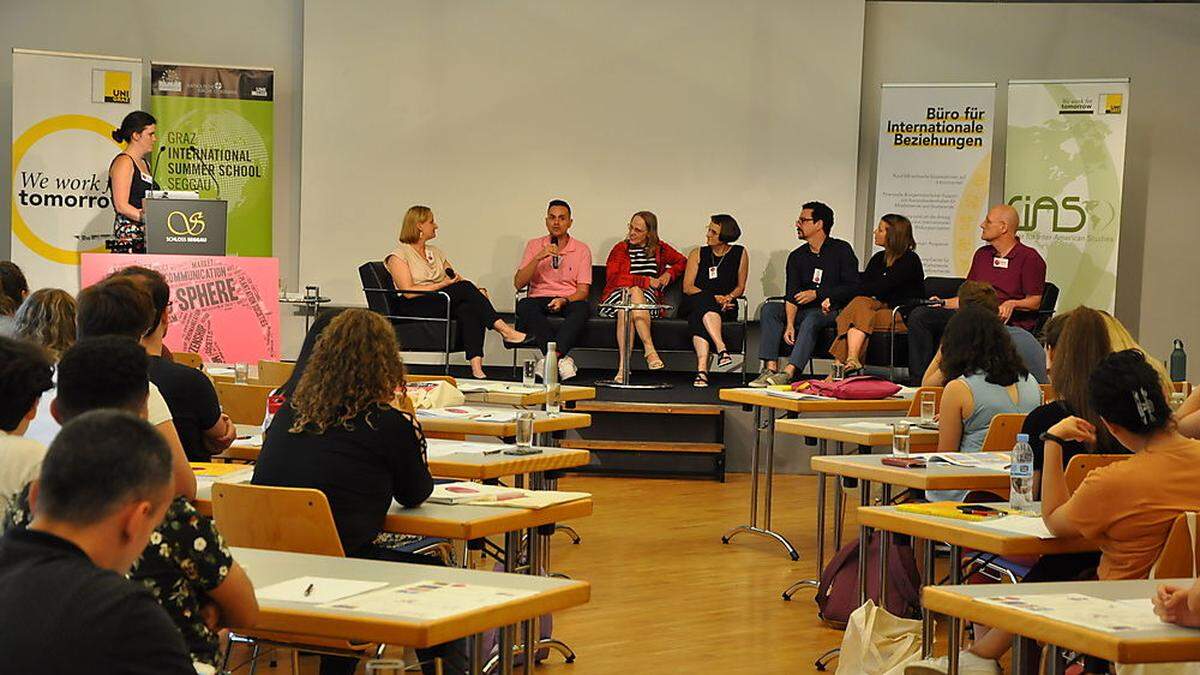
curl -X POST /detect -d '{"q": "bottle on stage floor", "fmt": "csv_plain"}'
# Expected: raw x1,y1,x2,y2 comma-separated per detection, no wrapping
1009,433,1035,512
544,341,561,415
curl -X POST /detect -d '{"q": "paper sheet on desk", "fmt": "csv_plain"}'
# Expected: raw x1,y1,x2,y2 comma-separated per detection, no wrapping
843,421,894,431
257,576,388,604
926,452,1009,470
417,407,519,423
765,389,835,401
322,580,536,619
235,434,263,448
458,381,542,395
981,515,1056,539
425,439,514,458
978,593,1164,632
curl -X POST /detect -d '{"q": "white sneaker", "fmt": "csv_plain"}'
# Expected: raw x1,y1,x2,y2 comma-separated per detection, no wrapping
558,356,578,381
905,651,1000,675
535,357,546,381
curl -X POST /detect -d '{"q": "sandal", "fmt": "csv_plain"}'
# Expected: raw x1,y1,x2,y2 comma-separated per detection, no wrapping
716,350,734,369
693,372,710,388
645,351,665,370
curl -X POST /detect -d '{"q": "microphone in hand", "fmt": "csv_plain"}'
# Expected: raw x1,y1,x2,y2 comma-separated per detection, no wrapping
549,235,561,269
445,268,456,279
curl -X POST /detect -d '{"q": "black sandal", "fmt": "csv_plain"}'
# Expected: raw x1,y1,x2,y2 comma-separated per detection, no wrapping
693,372,710,388
716,351,734,369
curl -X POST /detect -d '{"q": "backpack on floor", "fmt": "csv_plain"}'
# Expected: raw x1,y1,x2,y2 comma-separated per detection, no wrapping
816,531,922,629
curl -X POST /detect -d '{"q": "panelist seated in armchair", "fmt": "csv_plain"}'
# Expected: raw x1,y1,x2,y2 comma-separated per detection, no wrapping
385,205,529,380
598,211,687,382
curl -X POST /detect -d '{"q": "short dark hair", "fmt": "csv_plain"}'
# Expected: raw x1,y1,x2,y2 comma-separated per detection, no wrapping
109,266,170,335
37,410,172,525
1088,349,1172,435
941,303,1029,386
76,277,154,340
711,214,741,243
0,261,28,315
803,201,835,235
0,337,54,432
956,280,1000,314
55,337,149,421
111,111,156,144
547,199,572,216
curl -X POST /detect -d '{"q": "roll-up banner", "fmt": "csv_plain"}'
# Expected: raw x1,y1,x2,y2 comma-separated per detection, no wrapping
10,48,142,290
1004,79,1130,313
150,62,274,256
873,83,996,276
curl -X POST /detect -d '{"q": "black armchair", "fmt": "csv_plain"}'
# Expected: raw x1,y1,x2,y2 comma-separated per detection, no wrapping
358,261,465,373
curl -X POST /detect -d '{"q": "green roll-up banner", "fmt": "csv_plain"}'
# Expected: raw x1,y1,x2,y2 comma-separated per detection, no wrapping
150,63,273,256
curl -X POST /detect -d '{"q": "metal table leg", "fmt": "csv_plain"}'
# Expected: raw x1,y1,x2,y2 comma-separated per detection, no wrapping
722,405,798,559
921,538,935,658
499,531,520,675
1012,635,1039,675
856,479,872,606
947,544,963,672
879,484,893,605
817,439,828,575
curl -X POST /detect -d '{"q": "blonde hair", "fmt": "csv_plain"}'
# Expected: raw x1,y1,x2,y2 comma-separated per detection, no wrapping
1100,310,1172,397
398,205,433,244
14,288,77,361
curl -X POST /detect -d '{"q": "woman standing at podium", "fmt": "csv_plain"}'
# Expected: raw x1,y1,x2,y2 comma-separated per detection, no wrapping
107,111,160,254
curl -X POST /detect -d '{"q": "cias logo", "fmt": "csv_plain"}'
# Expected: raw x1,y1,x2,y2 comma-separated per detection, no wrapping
167,210,206,237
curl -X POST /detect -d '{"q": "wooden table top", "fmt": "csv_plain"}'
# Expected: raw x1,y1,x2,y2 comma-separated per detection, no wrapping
923,579,1200,664
233,546,590,647
810,454,1011,491
456,380,597,407
719,387,912,414
416,410,591,437
382,499,593,539
856,505,1095,556
777,416,938,446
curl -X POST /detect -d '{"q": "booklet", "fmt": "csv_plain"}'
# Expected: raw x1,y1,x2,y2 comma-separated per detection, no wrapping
417,407,518,423
427,482,590,509
257,576,388,604
321,580,536,619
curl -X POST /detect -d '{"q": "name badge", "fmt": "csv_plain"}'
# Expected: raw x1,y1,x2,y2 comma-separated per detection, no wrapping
812,268,824,284
140,172,153,183
993,257,1009,269
708,266,719,280
425,250,435,264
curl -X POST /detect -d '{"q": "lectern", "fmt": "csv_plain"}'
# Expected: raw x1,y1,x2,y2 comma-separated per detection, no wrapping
143,197,228,255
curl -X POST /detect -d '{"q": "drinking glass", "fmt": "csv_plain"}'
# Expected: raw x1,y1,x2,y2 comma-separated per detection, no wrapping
831,362,846,381
516,411,535,447
522,359,538,387
234,363,250,384
920,391,937,424
892,420,911,457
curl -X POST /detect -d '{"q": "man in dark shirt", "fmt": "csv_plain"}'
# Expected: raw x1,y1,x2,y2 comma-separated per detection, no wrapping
751,201,859,386
0,410,194,674
905,204,1047,384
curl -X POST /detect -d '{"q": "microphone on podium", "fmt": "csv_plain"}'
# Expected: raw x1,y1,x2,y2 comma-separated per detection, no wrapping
150,145,166,186
188,144,222,198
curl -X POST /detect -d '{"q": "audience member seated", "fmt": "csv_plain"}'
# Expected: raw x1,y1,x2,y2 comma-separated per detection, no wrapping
252,309,463,675
0,261,29,336
921,281,1048,386
13,288,75,361
4,336,259,667
926,304,1040,502
598,211,687,381
0,337,53,513
680,214,748,387
513,199,592,381
826,214,925,375
385,205,529,379
0,410,195,674
750,202,857,387
111,266,236,461
906,204,1047,384
910,349,1200,675
263,308,343,430
1155,572,1200,628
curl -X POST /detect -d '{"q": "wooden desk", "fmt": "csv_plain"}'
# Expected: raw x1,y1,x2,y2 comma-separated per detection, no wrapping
233,546,589,674
417,409,591,438
717,387,913,560
810,454,1010,493
381,499,593,541
455,380,596,407
777,416,937,448
923,579,1200,673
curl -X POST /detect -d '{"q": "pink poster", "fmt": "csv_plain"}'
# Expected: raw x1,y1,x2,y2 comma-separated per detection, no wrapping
80,253,281,363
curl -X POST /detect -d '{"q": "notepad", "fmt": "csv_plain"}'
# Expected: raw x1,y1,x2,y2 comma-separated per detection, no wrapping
844,421,894,431
980,515,1056,539
425,439,514,458
257,576,388,604
417,407,519,423
896,502,997,522
321,580,536,619
427,482,590,509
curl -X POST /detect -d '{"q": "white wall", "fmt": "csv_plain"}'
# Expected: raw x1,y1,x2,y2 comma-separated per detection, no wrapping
299,0,866,310
855,2,1200,380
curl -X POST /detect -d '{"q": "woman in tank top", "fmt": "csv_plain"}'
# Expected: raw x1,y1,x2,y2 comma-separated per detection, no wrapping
107,111,160,254
680,214,748,387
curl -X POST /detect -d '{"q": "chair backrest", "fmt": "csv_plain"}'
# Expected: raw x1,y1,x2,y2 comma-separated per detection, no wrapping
905,386,944,417
924,276,965,300
214,382,276,425
173,351,204,369
256,360,295,388
979,413,1028,452
212,483,345,557
1064,453,1129,492
359,261,402,315
1152,512,1200,579
1039,383,1056,403
1032,282,1060,337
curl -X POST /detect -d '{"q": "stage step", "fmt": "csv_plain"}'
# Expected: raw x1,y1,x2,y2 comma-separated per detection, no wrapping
561,440,723,454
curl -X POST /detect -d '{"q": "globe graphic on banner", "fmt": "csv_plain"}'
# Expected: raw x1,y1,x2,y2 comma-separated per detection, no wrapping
173,109,269,214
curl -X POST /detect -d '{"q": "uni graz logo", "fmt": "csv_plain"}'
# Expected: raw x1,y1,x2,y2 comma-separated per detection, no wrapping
167,210,206,237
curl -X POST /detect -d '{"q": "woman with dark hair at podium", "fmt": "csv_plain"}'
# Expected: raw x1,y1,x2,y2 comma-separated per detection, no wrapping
107,111,160,254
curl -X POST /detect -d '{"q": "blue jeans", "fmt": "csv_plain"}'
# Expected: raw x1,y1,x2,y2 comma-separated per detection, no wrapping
758,302,838,371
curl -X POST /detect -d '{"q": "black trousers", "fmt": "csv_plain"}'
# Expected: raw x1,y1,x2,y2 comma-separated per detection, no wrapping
403,280,501,360
319,545,468,675
905,305,954,384
515,297,589,356
679,293,737,346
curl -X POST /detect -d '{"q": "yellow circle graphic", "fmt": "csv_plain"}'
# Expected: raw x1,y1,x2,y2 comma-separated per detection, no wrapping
11,114,119,264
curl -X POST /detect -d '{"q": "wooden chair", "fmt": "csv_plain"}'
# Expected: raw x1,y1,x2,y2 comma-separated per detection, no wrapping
256,360,295,388
214,382,276,426
173,351,204,369
1152,512,1200,579
1064,453,1129,492
1039,383,1055,402
905,386,943,417
979,414,1028,452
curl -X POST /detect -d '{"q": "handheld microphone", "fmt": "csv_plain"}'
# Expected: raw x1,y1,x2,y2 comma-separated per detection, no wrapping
150,145,166,187
188,145,222,198
445,268,457,279
550,235,560,269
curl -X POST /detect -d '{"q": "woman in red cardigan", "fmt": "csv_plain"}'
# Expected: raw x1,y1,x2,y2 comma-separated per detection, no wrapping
599,211,687,381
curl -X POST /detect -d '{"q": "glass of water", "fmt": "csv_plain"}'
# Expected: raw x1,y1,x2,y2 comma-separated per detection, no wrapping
516,411,535,448
920,391,937,424
892,420,911,457
234,363,250,384
522,359,538,387
831,362,846,381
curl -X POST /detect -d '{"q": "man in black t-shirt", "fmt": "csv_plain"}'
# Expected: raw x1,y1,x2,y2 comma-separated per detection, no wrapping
0,410,194,674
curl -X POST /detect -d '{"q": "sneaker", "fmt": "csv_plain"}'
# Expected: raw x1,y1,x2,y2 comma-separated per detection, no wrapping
749,369,778,388
905,651,1000,675
535,357,546,381
558,356,578,381
764,371,792,387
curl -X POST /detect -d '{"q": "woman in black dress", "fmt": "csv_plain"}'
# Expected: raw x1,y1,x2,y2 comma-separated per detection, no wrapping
107,111,160,253
680,214,748,387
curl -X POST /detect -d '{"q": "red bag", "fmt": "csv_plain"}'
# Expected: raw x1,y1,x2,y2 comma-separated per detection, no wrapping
794,375,902,400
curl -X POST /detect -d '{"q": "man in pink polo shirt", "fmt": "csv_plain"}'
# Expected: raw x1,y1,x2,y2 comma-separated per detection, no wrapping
906,203,1047,383
513,199,593,380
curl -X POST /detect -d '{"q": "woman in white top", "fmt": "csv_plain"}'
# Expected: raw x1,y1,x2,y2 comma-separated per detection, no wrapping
385,206,529,379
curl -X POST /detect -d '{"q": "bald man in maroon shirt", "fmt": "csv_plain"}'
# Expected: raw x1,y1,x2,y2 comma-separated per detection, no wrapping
906,204,1047,384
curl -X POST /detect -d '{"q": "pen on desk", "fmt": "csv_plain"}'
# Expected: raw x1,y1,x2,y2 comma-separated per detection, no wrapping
481,448,504,455
304,583,314,597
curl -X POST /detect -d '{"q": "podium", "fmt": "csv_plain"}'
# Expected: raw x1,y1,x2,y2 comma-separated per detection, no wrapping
143,197,228,255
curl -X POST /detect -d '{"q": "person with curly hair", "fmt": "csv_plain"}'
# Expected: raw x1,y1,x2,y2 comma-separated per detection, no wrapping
13,288,76,361
251,308,463,675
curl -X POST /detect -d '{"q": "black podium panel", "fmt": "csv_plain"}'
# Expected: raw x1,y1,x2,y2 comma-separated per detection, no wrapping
144,198,228,255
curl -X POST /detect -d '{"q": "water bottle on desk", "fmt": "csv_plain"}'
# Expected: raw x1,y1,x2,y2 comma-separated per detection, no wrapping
544,341,561,415
1009,433,1035,512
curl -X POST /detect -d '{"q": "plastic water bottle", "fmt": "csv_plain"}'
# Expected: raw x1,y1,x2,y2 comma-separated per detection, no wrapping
544,341,561,415
1170,339,1187,382
1009,433,1035,512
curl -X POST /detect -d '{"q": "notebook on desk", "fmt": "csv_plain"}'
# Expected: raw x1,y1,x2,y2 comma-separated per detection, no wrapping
428,482,590,509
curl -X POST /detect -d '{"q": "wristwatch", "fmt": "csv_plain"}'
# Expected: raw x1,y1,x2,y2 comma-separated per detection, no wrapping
1039,431,1069,446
